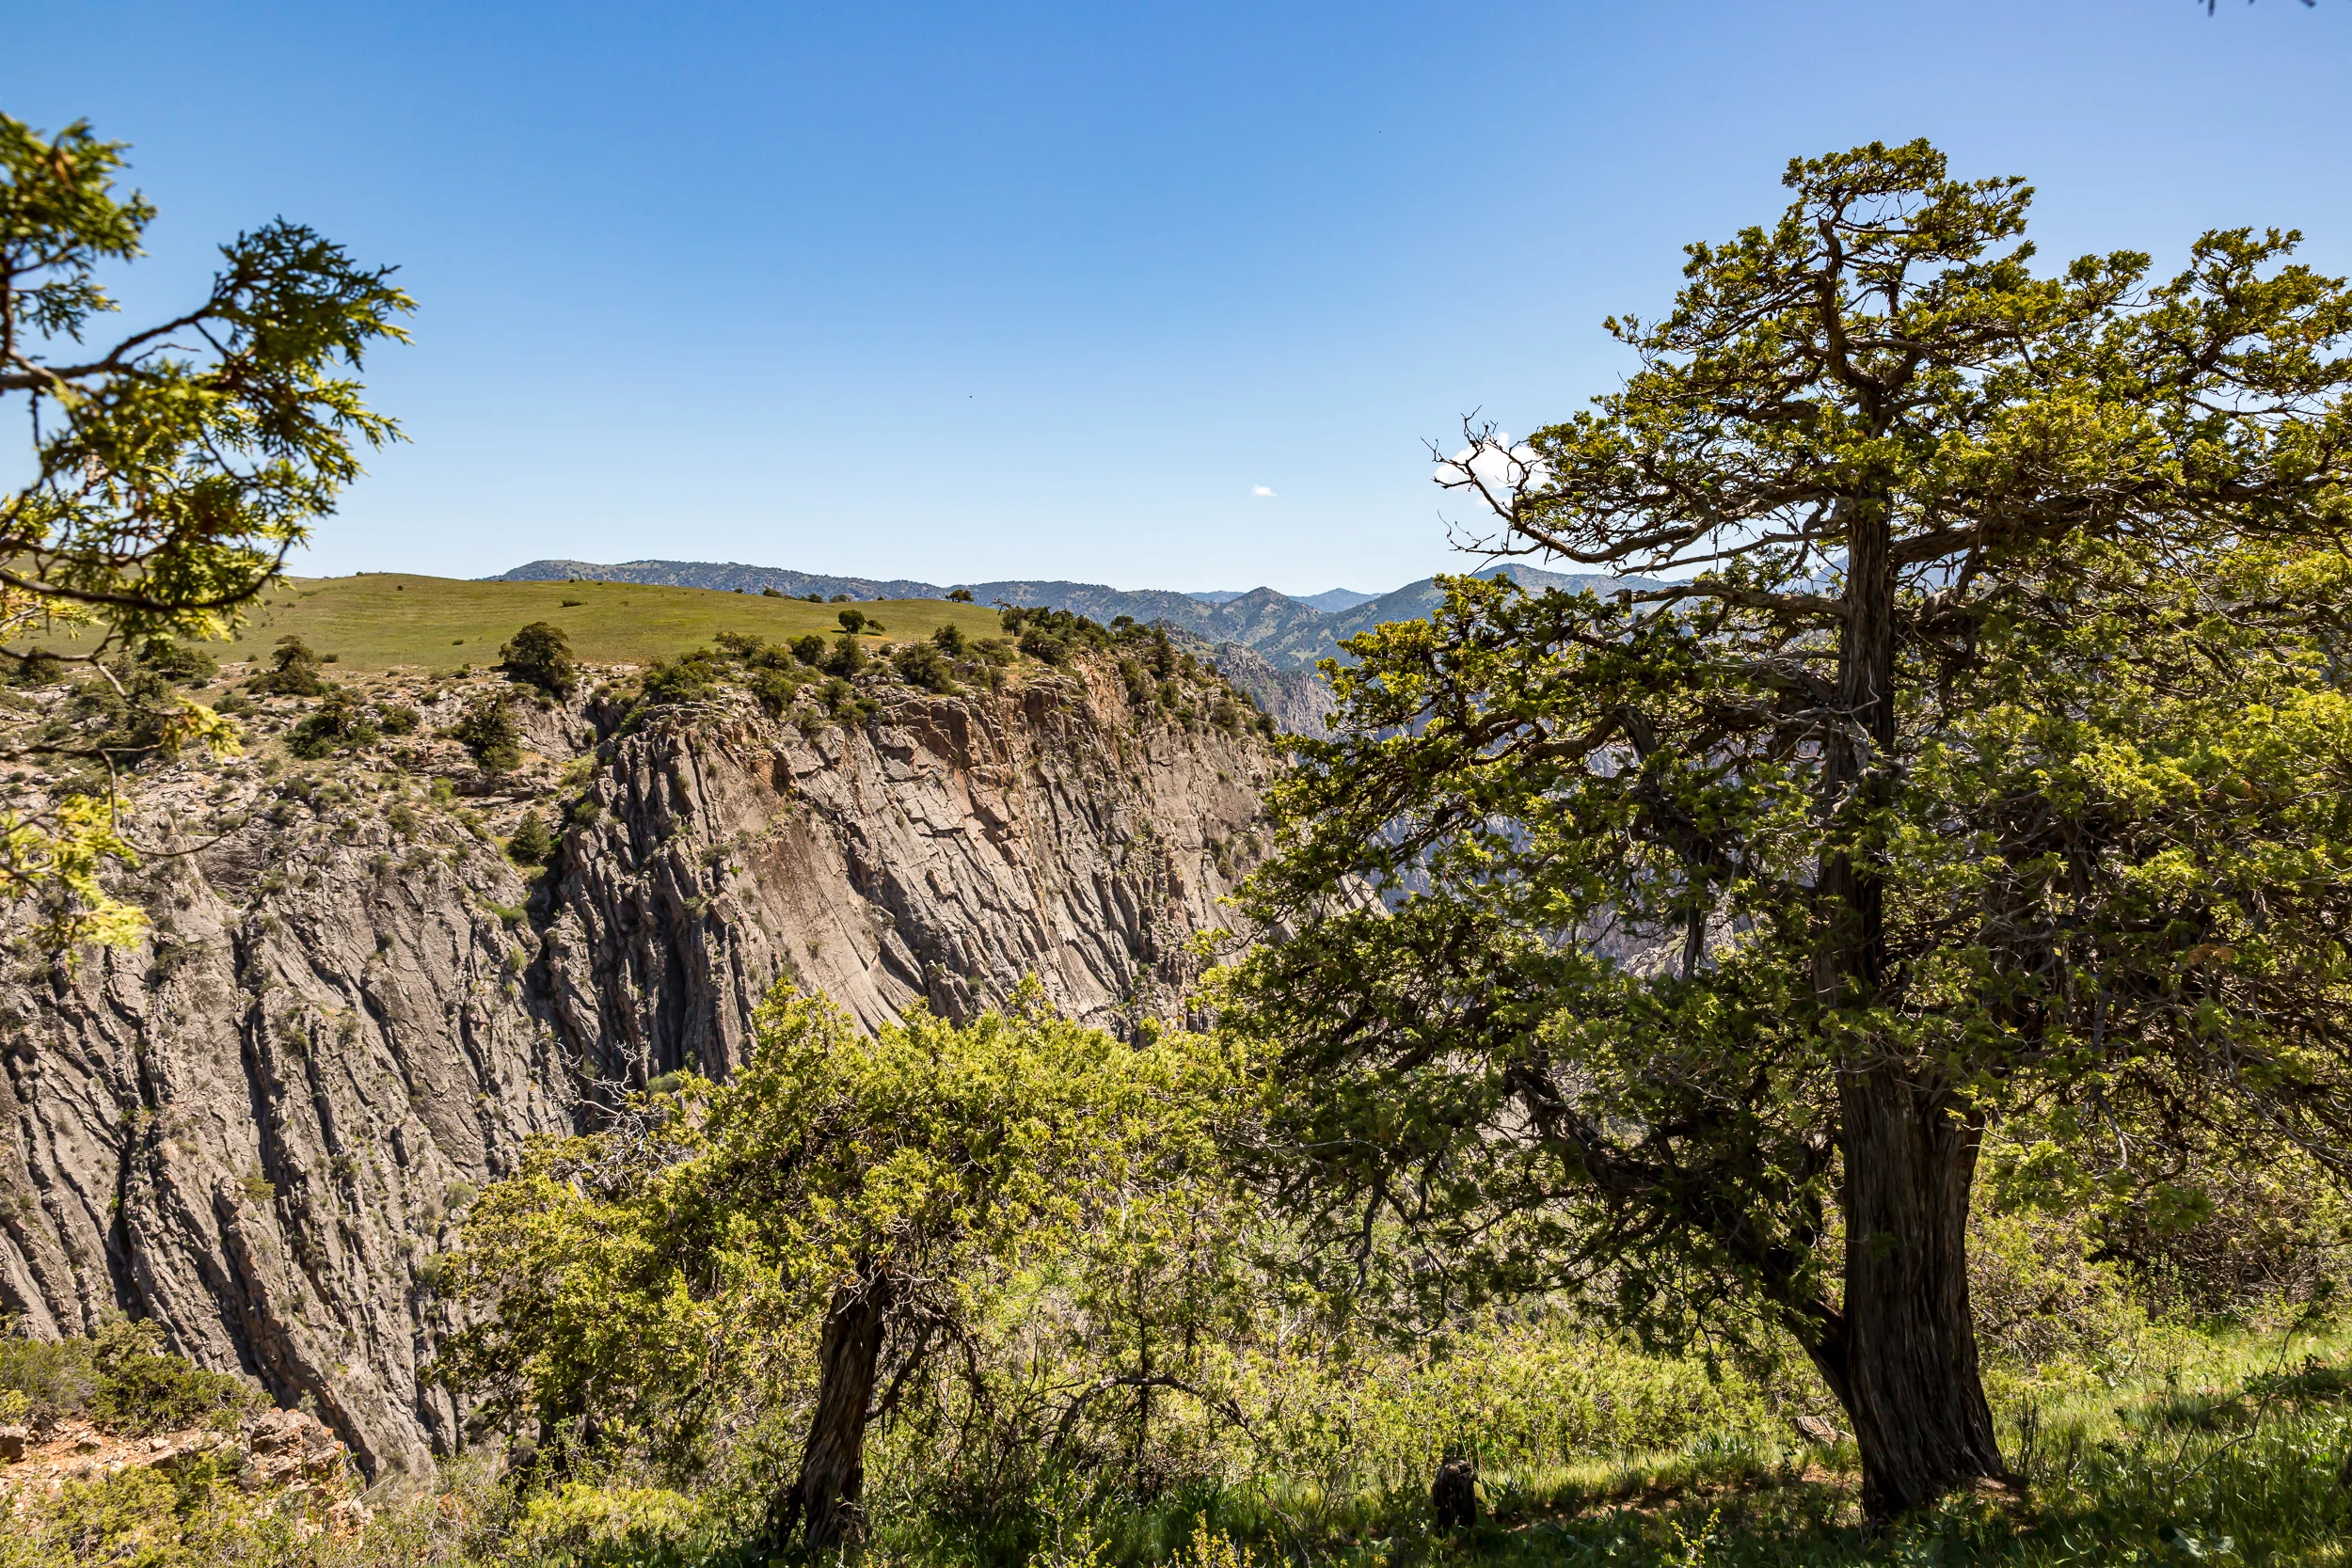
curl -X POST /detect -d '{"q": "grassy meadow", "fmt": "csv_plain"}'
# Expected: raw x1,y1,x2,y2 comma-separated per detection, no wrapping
18,573,1009,672
8,1319,2351,1568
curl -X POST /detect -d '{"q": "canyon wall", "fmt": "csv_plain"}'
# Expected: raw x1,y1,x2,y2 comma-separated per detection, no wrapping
0,661,1268,1476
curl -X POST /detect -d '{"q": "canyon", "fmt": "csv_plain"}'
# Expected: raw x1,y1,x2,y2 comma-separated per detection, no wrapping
0,657,1271,1479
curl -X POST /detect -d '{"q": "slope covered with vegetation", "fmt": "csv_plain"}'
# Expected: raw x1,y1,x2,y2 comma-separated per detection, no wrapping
11,573,1009,675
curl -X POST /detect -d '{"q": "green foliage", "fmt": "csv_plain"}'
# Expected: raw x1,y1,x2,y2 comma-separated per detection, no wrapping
826,630,868,677
248,633,327,696
788,631,828,666
62,654,181,756
443,985,1248,1503
375,701,420,736
1002,605,1112,667
500,620,577,698
452,692,522,773
836,607,868,635
0,110,408,947
1226,138,2352,1512
748,666,802,713
286,686,377,758
506,810,556,866
136,639,217,685
638,648,726,707
0,1317,261,1435
892,639,960,694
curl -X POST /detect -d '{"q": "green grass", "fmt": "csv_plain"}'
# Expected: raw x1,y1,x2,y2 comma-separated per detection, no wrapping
19,572,1009,672
8,1327,2351,1566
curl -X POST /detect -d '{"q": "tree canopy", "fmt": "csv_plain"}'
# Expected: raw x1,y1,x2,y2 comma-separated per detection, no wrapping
1227,139,2352,1516
444,985,1245,1553
1,110,410,946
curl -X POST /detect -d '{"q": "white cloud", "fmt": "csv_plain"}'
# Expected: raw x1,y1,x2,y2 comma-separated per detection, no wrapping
1252,484,1277,498
1437,434,1548,498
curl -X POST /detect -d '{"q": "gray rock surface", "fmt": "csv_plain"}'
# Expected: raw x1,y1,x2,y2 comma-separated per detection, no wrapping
0,657,1268,1478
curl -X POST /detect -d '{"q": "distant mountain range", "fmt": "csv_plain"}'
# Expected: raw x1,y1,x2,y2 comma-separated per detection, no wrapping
491,558,1638,671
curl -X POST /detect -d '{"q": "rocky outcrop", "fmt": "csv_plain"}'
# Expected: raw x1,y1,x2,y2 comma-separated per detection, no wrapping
0,657,1269,1479
1180,637,1338,740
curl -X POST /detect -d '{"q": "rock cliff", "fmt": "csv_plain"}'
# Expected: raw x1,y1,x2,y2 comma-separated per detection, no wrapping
0,654,1269,1478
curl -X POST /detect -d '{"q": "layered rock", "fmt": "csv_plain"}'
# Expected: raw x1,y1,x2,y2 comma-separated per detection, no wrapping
0,657,1269,1478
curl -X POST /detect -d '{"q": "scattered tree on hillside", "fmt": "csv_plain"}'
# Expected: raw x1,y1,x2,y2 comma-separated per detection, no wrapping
453,692,522,774
248,634,327,696
500,621,577,698
1231,140,2352,1516
287,687,376,758
0,112,410,947
505,809,555,865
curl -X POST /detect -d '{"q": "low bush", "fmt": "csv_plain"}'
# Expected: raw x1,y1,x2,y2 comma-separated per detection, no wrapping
0,1318,261,1436
248,635,328,697
453,692,523,772
287,688,379,758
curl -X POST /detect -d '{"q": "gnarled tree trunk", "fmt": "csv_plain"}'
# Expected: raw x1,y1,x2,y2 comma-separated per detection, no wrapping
1836,1063,2007,1515
1813,493,2008,1516
767,1269,895,1553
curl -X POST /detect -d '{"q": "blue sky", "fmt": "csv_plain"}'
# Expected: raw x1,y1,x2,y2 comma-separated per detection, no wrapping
7,2,2348,595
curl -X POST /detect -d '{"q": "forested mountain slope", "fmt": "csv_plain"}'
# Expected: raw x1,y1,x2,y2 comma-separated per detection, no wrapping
494,557,1643,670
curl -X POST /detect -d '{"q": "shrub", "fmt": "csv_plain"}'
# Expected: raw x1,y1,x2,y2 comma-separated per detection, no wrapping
376,702,421,736
826,634,867,677
762,586,785,597
1019,626,1070,663
836,608,867,635
931,623,969,657
136,640,218,684
287,688,378,758
501,621,577,698
453,693,523,773
249,634,327,696
87,1320,261,1435
1,1318,261,1435
507,810,557,865
749,667,802,713
638,655,718,706
892,641,959,694
714,630,765,658
8,648,66,686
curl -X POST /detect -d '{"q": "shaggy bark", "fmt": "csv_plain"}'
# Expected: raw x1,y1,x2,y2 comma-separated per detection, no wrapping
1817,495,2007,1513
769,1271,895,1552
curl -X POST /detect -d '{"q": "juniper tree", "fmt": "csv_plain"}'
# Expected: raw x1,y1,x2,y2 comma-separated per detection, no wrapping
1229,140,2352,1516
1,111,409,945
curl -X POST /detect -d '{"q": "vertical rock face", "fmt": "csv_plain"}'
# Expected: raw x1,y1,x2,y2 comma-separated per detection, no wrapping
0,661,1269,1476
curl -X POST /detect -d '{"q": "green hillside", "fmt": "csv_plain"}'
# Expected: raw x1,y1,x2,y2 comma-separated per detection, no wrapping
21,572,1009,672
